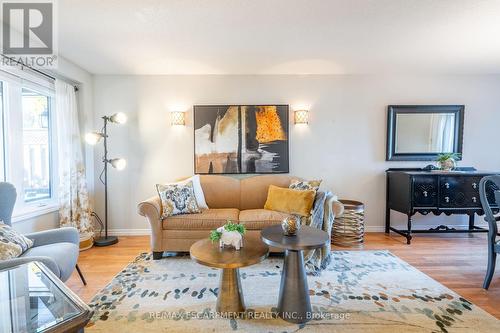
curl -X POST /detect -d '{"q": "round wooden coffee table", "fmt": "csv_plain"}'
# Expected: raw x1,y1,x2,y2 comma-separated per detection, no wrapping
190,238,269,316
261,225,329,324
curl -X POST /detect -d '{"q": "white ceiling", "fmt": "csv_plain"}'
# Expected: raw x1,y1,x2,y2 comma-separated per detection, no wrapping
59,0,500,75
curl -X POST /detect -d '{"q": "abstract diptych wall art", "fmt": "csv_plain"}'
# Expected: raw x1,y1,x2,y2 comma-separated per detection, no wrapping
194,105,289,174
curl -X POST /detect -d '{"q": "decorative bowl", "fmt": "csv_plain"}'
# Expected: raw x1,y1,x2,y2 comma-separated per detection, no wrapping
281,216,301,236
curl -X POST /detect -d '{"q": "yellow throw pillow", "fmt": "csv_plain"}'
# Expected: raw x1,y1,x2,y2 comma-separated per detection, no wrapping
264,185,315,217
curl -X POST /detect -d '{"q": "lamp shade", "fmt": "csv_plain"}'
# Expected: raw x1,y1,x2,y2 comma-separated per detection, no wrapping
85,132,103,145
109,158,127,170
171,111,185,125
294,110,309,124
110,112,127,124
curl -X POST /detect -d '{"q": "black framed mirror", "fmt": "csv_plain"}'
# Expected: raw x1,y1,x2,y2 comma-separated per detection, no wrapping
386,105,464,161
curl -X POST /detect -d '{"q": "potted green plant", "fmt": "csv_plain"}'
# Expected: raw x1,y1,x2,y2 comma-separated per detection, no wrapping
436,153,461,171
209,221,246,250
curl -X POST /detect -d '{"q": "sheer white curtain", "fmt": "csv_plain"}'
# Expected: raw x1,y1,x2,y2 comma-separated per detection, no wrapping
55,80,93,236
429,114,455,152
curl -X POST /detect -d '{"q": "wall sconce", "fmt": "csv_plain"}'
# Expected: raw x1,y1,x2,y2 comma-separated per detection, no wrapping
294,110,309,124
171,111,185,125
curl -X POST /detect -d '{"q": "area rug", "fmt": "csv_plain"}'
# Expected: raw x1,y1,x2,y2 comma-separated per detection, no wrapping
86,251,500,332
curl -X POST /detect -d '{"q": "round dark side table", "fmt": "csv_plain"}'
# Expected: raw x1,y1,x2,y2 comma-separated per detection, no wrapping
260,225,329,324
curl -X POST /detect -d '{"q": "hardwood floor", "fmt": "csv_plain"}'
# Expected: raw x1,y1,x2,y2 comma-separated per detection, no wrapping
66,232,500,319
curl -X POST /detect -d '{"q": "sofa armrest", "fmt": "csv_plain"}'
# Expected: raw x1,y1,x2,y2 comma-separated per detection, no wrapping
331,199,344,219
137,196,163,251
138,195,161,218
324,194,344,220
25,227,79,247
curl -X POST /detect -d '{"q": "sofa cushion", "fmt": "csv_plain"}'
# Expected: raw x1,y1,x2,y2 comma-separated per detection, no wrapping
162,208,239,230
238,209,292,230
199,175,241,209
239,175,298,210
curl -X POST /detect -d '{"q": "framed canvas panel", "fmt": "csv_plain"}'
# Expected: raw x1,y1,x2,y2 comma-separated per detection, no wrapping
194,105,289,174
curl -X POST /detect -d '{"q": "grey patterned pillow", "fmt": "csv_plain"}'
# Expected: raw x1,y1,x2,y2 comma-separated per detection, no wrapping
0,222,34,260
289,179,322,192
156,181,201,218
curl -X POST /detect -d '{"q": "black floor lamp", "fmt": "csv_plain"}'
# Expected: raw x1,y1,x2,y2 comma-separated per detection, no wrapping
85,112,127,247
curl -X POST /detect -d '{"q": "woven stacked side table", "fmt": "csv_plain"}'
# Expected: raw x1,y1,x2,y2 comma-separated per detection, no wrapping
332,199,365,247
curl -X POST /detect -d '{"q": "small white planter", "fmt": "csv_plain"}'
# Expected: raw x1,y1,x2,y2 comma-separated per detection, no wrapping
218,229,244,250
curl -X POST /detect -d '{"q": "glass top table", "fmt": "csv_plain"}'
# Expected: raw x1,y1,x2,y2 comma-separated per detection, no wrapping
0,261,93,333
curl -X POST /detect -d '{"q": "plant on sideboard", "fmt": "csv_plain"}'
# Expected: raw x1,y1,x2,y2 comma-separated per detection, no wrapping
436,153,461,171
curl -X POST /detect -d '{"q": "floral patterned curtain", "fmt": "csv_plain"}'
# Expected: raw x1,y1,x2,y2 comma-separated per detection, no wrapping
55,80,93,236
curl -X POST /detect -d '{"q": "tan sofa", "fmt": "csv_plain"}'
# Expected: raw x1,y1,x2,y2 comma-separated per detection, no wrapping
137,175,343,259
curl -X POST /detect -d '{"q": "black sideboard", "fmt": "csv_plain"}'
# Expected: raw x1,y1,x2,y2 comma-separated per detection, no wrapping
385,168,499,244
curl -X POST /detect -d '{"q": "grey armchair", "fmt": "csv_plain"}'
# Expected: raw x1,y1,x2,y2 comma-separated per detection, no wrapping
0,182,86,284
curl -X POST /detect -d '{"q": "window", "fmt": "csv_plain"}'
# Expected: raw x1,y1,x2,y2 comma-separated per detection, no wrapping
22,89,51,202
1,70,57,219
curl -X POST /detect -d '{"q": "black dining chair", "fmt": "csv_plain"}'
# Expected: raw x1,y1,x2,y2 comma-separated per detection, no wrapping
479,175,500,289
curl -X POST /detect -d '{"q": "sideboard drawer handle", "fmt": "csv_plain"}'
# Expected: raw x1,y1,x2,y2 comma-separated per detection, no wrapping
445,183,450,189
472,183,478,189
423,191,428,197
445,196,450,203
472,197,477,203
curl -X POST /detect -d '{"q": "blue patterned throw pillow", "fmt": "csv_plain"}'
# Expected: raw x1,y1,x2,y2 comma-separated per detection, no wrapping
0,222,34,260
156,181,201,218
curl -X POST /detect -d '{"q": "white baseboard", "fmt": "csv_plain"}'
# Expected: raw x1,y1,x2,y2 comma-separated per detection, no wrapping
365,226,386,232
107,229,151,236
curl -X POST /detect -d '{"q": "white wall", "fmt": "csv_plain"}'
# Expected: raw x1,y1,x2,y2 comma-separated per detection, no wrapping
92,74,500,233
12,57,94,233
